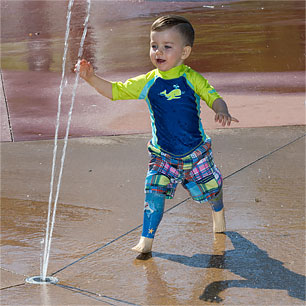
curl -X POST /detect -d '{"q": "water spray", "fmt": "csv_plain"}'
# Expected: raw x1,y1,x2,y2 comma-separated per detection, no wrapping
26,0,91,285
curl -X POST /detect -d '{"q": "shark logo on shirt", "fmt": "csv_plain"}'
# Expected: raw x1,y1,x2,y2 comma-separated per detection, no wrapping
159,85,184,100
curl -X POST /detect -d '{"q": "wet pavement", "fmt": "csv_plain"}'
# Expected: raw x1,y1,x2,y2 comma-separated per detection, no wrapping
1,0,305,141
1,0,306,305
1,126,305,305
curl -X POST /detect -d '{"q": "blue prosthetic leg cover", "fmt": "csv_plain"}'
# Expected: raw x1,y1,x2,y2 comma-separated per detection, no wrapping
209,190,224,212
142,193,166,239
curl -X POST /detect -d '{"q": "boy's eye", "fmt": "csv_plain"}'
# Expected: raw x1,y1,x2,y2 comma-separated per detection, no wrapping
165,45,172,49
151,45,157,50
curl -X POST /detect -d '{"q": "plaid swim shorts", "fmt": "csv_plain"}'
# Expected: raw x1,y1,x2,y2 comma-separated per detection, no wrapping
145,140,223,202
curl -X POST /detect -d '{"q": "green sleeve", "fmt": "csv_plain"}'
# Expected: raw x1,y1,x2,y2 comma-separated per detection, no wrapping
111,74,147,101
188,69,222,108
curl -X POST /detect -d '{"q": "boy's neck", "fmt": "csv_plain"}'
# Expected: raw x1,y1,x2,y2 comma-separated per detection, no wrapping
157,64,186,79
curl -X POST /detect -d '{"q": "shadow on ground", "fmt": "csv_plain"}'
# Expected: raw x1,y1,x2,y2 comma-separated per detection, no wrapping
153,231,306,303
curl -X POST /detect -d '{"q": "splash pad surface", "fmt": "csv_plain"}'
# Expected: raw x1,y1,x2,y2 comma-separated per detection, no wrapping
1,126,305,305
0,0,305,305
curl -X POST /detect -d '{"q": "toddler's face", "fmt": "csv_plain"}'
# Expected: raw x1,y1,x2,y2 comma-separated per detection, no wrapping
150,28,191,71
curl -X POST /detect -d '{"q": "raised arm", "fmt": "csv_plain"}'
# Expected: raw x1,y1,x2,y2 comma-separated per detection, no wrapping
76,59,113,99
212,98,239,126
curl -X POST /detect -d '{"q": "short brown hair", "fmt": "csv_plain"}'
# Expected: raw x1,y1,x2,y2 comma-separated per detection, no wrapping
151,15,195,47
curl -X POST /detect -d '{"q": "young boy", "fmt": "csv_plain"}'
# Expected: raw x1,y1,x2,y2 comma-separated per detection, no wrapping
77,15,238,256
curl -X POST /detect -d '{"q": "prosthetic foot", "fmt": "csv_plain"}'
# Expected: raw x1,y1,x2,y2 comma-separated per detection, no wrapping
212,208,226,233
132,236,153,254
132,193,165,255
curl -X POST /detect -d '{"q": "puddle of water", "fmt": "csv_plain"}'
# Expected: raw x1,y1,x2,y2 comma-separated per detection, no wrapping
1,0,304,74
0,197,114,277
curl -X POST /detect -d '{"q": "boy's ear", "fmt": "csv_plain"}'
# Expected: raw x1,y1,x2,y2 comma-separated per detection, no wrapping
181,46,192,60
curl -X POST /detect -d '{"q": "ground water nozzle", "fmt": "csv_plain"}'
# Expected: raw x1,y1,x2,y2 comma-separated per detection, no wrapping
25,276,58,285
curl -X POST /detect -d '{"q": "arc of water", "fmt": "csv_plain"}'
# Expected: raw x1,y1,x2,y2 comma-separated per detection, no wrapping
42,0,91,281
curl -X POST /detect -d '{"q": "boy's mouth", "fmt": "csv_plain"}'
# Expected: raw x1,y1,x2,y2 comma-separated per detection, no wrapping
156,59,166,64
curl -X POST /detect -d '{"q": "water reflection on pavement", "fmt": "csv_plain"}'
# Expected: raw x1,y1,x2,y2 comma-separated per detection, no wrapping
1,0,304,73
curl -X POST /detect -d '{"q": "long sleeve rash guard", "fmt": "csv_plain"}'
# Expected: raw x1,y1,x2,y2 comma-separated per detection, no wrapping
112,64,222,158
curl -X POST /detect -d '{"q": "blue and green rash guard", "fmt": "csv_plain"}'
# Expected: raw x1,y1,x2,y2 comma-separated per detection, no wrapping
112,64,222,158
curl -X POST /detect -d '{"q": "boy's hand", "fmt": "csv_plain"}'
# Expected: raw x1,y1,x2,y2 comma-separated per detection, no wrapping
74,59,113,99
215,112,239,126
75,59,94,81
212,98,239,126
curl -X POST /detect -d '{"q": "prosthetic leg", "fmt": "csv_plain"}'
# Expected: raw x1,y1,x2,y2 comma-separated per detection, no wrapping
209,190,226,233
132,193,165,254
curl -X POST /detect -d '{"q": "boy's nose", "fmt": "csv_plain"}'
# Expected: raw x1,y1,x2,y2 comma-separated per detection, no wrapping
156,48,163,55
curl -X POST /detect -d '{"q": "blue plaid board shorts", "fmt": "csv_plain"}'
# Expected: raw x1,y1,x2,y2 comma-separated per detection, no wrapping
145,140,223,203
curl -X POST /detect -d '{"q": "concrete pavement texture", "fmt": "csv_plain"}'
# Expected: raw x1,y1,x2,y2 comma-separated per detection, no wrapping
1,126,305,305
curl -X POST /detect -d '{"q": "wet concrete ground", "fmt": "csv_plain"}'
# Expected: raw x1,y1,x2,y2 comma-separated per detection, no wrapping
1,126,305,305
1,0,305,141
1,0,305,305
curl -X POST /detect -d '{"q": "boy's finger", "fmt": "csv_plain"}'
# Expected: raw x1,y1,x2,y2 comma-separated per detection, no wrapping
80,59,88,66
231,117,239,123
